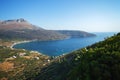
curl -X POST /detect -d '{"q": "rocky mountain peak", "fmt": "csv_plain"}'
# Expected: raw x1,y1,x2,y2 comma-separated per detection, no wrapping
1,18,27,24
16,18,27,22
0,18,40,30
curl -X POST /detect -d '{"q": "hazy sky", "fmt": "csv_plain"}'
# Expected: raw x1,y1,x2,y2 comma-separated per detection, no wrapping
0,0,120,32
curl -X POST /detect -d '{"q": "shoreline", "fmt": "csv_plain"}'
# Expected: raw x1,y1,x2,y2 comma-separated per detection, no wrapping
10,40,34,49
10,37,70,49
10,39,68,57
10,40,52,57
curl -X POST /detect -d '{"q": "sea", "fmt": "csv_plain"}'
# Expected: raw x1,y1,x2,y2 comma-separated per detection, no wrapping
13,32,117,56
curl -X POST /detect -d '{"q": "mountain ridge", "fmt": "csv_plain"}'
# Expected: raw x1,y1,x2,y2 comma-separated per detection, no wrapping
55,30,96,38
0,18,43,30
0,18,96,40
0,18,67,40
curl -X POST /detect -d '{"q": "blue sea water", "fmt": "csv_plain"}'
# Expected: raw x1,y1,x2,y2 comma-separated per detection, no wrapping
13,32,117,56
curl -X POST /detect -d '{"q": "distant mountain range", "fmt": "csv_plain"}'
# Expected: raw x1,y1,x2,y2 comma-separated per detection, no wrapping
55,30,96,38
0,18,96,40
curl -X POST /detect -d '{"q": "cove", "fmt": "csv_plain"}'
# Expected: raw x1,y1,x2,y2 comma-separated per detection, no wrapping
13,32,116,56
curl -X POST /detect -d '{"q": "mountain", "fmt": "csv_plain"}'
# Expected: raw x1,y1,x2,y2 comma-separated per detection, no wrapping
0,18,67,40
0,18,96,40
55,30,96,38
0,18,119,80
34,33,120,80
0,18,40,30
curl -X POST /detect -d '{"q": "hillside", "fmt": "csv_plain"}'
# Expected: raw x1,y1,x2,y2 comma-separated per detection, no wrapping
0,46,51,80
55,30,96,38
0,18,40,30
0,33,119,80
34,33,120,80
0,18,67,40
0,19,95,40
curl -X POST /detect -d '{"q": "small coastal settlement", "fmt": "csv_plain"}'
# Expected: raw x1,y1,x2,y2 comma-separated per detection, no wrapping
0,40,52,80
0,19,97,80
0,33,120,80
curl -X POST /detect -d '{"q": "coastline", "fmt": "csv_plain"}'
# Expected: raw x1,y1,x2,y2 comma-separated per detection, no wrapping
10,40,52,57
10,40,33,49
10,38,68,49
9,37,69,57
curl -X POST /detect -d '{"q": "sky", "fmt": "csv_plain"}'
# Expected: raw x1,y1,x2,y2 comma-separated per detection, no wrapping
0,0,120,32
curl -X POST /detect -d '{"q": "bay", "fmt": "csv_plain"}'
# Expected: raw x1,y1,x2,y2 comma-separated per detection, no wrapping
13,32,117,56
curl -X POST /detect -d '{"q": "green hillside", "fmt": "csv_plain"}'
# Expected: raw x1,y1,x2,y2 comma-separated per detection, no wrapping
0,33,119,80
35,33,120,80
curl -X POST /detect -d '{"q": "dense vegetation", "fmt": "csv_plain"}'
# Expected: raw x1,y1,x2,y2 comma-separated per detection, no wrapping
0,33,120,80
35,33,120,80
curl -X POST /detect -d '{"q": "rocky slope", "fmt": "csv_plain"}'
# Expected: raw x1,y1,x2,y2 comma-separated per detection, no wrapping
0,18,96,40
0,18,67,40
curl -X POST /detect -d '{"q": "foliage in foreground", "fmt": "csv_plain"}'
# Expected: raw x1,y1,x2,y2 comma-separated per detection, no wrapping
0,33,120,80
35,33,120,80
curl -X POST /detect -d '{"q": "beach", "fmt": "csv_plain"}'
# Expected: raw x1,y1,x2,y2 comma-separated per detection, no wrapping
10,40,32,49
